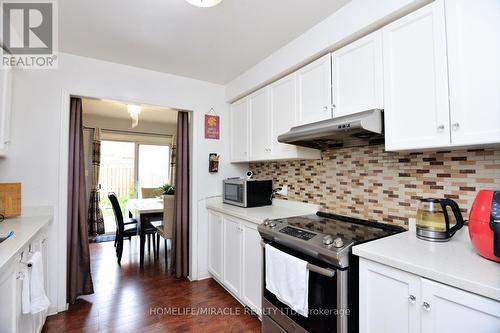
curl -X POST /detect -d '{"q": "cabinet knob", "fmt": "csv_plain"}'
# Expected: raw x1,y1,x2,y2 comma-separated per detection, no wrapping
437,125,445,132
422,302,431,311
323,105,329,111
452,122,460,131
408,295,416,304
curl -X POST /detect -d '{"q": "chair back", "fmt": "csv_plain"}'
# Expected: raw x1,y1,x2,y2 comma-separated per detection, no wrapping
108,192,124,233
141,187,163,198
162,195,175,239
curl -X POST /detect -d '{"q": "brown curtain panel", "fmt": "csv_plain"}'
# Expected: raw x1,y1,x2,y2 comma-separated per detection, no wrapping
87,128,105,237
67,97,94,303
173,111,190,278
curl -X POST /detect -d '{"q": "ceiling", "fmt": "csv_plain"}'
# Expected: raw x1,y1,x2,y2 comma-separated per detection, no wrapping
82,98,178,124
59,0,350,84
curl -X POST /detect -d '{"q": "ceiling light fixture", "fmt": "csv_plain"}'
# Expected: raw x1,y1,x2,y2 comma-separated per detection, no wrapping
185,0,222,8
127,104,142,128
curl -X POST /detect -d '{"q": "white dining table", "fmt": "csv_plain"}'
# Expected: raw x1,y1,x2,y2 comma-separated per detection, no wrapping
126,198,164,215
125,198,164,266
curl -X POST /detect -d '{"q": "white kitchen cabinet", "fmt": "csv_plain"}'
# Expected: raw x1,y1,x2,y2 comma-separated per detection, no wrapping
359,258,420,333
332,30,383,118
269,74,297,157
241,221,262,314
230,74,320,163
382,0,450,151
359,258,500,333
208,210,223,281
296,53,333,126
445,0,500,146
229,97,249,162
0,67,13,157
268,74,321,161
248,87,272,161
223,215,242,296
0,264,16,333
207,209,263,316
421,279,500,333
0,228,49,333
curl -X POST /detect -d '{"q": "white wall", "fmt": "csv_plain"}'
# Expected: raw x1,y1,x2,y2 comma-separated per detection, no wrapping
0,53,247,314
226,0,430,101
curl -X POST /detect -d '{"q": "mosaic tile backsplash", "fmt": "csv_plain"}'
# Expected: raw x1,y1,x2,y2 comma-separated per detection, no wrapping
250,145,500,228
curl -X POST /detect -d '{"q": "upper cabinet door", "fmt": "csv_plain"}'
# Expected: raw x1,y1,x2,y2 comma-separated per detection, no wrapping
332,30,383,118
446,0,500,146
296,53,332,126
230,98,249,162
249,87,272,161
269,73,297,157
382,1,450,151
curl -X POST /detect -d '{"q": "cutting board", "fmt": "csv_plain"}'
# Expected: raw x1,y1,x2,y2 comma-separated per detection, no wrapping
0,183,21,217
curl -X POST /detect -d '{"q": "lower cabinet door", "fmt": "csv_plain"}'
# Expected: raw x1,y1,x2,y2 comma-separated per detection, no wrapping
223,216,242,296
241,221,262,314
359,258,421,333
0,264,16,333
421,279,500,333
208,210,223,281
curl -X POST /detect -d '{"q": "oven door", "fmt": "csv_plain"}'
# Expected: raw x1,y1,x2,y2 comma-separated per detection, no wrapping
262,241,349,333
223,181,245,206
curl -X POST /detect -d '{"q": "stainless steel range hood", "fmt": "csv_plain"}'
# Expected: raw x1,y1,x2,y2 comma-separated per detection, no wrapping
278,109,384,149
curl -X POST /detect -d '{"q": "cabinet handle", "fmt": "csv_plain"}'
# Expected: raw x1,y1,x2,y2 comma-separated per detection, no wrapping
323,106,329,112
452,122,460,131
437,125,445,132
408,295,416,304
422,302,431,311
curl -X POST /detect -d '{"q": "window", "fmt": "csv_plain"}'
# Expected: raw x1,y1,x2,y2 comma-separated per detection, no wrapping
138,144,171,189
98,136,172,234
99,140,135,234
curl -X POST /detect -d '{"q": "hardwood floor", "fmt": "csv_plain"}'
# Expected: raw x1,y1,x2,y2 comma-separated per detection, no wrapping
42,238,261,333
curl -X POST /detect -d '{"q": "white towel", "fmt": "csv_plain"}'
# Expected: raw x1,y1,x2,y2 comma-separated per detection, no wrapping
27,252,50,314
265,244,309,317
21,265,31,314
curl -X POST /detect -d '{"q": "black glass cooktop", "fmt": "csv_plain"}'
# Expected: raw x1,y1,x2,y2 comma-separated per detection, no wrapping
272,212,405,244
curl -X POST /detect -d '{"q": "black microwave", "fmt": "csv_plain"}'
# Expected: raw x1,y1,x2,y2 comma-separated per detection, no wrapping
223,178,273,208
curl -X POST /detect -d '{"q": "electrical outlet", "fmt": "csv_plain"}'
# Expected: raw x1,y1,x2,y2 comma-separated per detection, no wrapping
277,185,288,196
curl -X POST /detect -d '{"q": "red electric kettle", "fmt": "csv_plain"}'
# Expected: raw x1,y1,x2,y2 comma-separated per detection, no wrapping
468,190,500,263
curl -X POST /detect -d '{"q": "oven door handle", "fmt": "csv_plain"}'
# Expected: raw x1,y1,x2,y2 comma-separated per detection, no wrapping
261,241,336,278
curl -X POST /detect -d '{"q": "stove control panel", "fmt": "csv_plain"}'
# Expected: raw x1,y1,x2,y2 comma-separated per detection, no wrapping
279,226,316,241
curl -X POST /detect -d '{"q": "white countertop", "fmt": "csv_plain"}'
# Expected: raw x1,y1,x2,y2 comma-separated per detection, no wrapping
353,225,500,301
0,208,52,272
206,198,319,224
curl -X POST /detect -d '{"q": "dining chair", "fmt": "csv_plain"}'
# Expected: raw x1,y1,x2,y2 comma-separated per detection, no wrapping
108,192,157,264
155,195,175,269
141,187,163,198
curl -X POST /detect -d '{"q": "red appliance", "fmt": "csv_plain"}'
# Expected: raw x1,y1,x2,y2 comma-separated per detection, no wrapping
468,190,500,262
